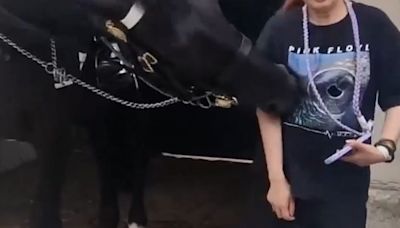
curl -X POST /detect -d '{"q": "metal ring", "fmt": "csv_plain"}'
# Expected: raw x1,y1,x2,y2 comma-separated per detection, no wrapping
45,63,56,74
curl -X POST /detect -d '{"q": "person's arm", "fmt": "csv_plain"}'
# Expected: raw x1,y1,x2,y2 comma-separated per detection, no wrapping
376,9,400,145
343,106,400,166
368,9,400,160
343,10,400,166
381,106,400,142
256,109,295,221
255,16,285,176
378,8,400,145
255,13,295,221
256,109,285,181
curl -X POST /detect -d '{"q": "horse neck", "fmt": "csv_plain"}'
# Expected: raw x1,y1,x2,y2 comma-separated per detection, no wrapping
0,0,139,37
0,0,86,37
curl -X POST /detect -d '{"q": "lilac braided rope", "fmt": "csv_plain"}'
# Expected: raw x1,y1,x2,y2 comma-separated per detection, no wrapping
346,0,370,132
302,1,370,136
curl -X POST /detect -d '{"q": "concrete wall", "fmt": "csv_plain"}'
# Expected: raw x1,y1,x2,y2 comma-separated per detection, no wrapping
357,0,400,26
356,0,400,184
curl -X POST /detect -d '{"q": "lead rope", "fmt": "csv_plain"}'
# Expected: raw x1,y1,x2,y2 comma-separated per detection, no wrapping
302,0,373,136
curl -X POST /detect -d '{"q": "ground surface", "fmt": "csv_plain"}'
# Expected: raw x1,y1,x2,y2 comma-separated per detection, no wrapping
0,150,399,228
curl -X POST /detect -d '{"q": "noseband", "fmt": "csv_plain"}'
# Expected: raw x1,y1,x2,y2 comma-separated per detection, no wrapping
100,0,253,109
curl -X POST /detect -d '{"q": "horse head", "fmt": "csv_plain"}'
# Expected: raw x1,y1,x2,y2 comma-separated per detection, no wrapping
89,0,301,114
0,0,302,115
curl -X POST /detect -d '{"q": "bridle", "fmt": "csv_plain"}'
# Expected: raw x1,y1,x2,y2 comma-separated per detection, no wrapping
100,0,253,109
0,0,252,110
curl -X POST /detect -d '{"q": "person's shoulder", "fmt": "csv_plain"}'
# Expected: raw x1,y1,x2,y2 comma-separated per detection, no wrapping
353,2,384,15
353,2,392,25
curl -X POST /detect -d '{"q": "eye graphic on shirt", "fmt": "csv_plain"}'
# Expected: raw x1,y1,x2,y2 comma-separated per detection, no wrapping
309,67,355,116
287,51,370,132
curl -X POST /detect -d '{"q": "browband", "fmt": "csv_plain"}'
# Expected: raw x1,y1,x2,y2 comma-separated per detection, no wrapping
120,0,146,29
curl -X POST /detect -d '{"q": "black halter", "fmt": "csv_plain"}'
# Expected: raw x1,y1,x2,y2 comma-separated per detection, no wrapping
96,5,253,109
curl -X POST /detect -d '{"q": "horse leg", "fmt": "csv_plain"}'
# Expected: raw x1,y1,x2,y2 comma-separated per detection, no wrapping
29,128,72,228
96,152,120,228
89,123,120,228
127,149,149,228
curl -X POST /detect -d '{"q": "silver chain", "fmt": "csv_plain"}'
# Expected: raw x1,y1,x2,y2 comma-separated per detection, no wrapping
0,32,180,109
97,37,216,109
137,75,215,109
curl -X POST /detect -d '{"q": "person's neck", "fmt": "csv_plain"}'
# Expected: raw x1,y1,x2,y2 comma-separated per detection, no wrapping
308,0,348,26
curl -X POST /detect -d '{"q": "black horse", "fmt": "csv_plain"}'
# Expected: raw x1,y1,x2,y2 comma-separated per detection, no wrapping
93,2,289,228
0,0,298,227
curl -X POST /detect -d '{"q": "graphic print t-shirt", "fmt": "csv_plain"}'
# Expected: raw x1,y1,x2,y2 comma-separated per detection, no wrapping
287,42,371,135
256,3,400,199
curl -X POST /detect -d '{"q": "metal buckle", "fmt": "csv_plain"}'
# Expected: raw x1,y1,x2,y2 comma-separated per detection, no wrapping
138,52,158,73
214,95,238,109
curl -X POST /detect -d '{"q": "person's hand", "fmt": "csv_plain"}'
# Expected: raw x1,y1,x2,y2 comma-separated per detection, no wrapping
267,178,295,221
341,140,387,167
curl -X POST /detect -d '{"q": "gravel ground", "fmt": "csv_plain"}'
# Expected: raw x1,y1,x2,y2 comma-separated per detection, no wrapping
0,150,399,228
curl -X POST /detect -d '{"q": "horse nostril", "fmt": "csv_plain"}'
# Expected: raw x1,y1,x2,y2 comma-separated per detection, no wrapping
327,85,343,98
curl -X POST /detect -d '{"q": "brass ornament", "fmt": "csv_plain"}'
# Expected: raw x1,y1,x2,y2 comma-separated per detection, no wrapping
105,20,128,43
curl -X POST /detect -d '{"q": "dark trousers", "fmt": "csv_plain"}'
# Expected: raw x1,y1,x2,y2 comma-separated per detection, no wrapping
240,145,367,228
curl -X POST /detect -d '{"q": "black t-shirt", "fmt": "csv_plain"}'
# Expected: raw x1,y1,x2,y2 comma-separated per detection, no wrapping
256,3,400,200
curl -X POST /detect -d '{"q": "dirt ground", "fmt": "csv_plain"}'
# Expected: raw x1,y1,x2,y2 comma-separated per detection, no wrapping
0,150,252,228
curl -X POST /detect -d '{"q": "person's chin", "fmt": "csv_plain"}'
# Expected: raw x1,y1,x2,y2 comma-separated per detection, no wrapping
311,5,334,12
308,0,334,9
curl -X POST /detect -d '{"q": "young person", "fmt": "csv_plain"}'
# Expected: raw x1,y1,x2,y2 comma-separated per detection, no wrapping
250,0,400,227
